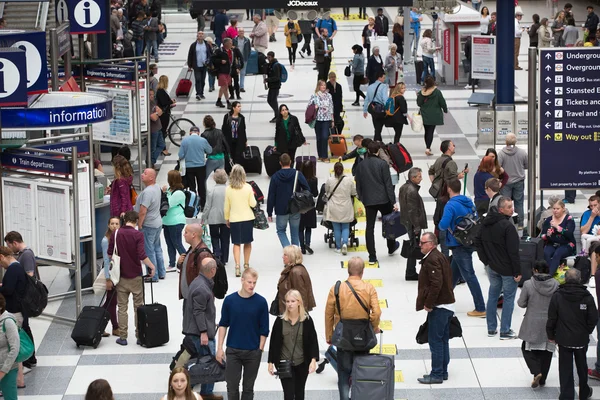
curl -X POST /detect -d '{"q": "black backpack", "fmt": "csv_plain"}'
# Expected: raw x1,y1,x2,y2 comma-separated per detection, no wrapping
573,256,592,284
20,273,49,317
160,191,170,217
452,210,481,248
193,247,228,299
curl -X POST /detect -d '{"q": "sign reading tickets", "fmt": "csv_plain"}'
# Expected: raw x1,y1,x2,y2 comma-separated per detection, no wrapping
0,31,49,94
0,47,27,107
0,100,113,129
67,0,107,34
539,48,600,190
471,35,496,80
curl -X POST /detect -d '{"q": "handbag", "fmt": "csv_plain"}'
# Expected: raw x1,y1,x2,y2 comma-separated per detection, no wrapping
410,112,424,132
367,83,386,119
109,229,121,285
252,205,269,230
288,171,315,215
186,353,227,385
361,76,369,85
305,103,318,125
92,271,107,295
401,237,424,260
428,157,452,199
331,281,377,352
316,176,344,213
2,317,34,363
289,125,306,148
130,185,138,205
269,295,280,316
277,321,302,379
416,315,463,344
344,65,351,77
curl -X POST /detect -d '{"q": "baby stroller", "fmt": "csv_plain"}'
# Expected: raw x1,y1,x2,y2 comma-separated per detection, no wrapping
322,219,359,248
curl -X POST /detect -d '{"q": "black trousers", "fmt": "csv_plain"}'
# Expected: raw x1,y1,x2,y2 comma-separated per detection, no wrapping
280,361,309,400
342,7,350,17
317,58,331,82
364,43,371,58
287,44,298,65
193,66,207,97
521,342,552,383
372,115,385,142
225,348,262,400
267,88,279,119
353,74,366,102
365,202,396,261
229,74,240,98
186,166,207,208
558,345,590,400
393,124,404,143
406,228,419,278
22,316,36,364
424,124,436,150
301,34,312,55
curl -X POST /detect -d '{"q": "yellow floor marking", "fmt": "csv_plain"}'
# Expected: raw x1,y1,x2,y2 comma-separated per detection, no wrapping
395,371,404,383
379,299,388,308
341,260,378,268
380,319,392,330
370,343,398,355
364,279,383,287
355,229,365,236
356,216,366,223
347,244,367,252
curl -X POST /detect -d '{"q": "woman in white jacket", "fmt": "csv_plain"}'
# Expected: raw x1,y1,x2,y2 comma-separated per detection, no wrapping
419,29,439,85
538,18,553,48
323,162,357,255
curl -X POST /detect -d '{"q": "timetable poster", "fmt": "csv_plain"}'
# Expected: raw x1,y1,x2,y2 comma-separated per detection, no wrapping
77,163,92,238
87,86,134,145
1,178,37,254
37,183,73,263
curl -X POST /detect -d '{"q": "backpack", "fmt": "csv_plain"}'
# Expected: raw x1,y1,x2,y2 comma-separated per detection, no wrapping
276,62,288,83
573,256,591,284
385,97,398,117
160,191,170,217
193,247,229,299
20,273,49,318
452,210,481,248
2,317,34,363
182,189,201,218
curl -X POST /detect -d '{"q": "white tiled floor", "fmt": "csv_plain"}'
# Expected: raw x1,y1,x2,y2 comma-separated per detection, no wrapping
25,2,600,399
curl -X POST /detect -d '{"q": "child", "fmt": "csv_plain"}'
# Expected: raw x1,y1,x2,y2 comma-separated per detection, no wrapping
341,135,367,176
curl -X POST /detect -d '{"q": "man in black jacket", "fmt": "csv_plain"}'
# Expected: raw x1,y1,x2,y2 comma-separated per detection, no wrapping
355,142,399,265
585,6,599,39
264,51,282,123
187,31,213,101
399,167,427,281
314,29,333,82
476,197,521,340
547,268,598,400
211,37,234,109
375,8,389,36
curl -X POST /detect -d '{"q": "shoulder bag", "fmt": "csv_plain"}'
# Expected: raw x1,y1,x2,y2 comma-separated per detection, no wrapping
2,317,34,363
316,176,345,212
428,157,452,199
331,281,377,352
109,229,121,285
410,111,423,132
253,205,269,230
277,321,302,379
288,171,316,215
367,83,386,119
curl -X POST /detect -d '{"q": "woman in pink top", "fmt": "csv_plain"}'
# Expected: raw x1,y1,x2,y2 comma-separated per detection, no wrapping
224,19,239,40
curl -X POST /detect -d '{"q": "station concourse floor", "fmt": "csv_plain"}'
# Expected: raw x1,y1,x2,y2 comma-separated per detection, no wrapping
26,4,599,399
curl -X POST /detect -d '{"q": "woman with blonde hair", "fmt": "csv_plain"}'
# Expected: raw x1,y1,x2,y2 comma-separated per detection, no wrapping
307,80,334,162
224,165,257,276
161,170,187,271
268,289,319,399
156,75,177,155
362,16,378,58
109,155,134,218
385,82,409,143
203,169,230,264
160,367,200,400
274,246,316,316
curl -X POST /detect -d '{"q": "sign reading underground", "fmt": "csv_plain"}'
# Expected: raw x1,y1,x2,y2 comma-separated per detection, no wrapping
539,48,600,190
67,0,107,34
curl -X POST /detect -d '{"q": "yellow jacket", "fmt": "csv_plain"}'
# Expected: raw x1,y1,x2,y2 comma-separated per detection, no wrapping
284,21,302,48
324,276,381,343
224,183,257,223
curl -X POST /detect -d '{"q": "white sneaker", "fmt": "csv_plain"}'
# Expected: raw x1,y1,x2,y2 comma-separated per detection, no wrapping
465,85,472,89
334,248,341,254
474,85,479,89
590,277,596,288
341,244,348,255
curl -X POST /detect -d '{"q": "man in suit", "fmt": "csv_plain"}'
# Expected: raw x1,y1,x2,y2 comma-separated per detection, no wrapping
315,28,333,82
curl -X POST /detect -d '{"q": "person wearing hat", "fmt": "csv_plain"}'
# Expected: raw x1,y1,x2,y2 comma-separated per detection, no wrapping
178,126,213,209
514,11,525,70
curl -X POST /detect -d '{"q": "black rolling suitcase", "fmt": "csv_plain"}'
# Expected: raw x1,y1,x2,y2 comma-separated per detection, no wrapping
518,237,544,287
263,145,281,177
415,59,424,85
240,146,262,175
71,291,113,348
137,279,169,348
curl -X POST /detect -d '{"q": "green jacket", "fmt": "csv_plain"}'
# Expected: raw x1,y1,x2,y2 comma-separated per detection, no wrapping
162,189,186,226
417,87,447,126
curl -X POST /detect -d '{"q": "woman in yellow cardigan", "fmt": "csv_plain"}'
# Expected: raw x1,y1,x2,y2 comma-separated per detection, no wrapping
224,164,257,277
284,19,302,70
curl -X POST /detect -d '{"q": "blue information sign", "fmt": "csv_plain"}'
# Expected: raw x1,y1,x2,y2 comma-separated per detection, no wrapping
28,140,90,156
67,0,108,34
0,31,49,95
539,48,600,190
0,47,27,107
0,152,72,175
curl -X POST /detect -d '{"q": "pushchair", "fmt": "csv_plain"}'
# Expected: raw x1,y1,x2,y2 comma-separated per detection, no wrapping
322,219,359,248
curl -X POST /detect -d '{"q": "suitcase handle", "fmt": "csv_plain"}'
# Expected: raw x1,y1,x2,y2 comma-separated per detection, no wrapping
142,275,155,305
184,69,193,81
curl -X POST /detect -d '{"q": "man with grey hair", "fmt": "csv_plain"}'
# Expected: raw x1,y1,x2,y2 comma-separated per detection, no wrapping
250,14,268,54
183,257,223,400
416,232,455,384
136,168,165,282
498,133,528,228
477,197,521,340
233,28,251,93
547,267,598,400
399,167,427,281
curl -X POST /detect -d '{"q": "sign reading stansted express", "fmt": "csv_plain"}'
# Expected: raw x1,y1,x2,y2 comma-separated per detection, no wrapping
0,100,113,129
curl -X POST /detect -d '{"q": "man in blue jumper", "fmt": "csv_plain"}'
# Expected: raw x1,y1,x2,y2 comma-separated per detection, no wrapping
267,153,310,247
438,178,486,318
216,268,269,400
363,71,388,142
178,126,213,208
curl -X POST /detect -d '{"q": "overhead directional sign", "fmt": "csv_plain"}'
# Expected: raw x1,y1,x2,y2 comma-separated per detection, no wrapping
539,48,600,190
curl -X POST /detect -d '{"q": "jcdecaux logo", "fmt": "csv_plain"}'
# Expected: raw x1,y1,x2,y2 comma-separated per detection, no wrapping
287,0,318,6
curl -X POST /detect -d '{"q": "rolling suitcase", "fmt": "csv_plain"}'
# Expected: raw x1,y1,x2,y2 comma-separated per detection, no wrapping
263,145,281,177
415,59,424,85
328,128,347,157
518,237,544,287
71,291,114,348
137,279,169,348
386,143,413,173
351,332,394,400
382,211,407,240
240,146,262,174
295,147,317,175
176,70,193,97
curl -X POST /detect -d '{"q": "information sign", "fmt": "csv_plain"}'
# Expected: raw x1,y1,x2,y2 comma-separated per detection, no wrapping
0,152,72,175
0,31,48,94
1,179,37,254
36,182,72,263
0,47,27,106
539,48,600,189
87,85,134,144
67,0,107,34
471,35,496,80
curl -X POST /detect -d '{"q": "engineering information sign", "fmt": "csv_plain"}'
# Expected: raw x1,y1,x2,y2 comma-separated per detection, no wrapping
539,48,600,190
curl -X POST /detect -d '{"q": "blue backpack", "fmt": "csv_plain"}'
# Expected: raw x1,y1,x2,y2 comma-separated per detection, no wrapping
276,62,288,83
385,97,398,117
182,189,201,218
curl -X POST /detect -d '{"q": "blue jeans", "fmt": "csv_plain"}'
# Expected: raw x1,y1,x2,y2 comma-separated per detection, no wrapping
337,349,367,400
275,213,301,247
422,55,435,83
190,337,216,395
142,226,166,280
428,307,453,379
150,129,165,164
163,224,186,268
209,73,215,90
438,229,449,257
500,180,525,225
332,222,349,250
314,120,331,159
485,266,518,333
239,63,247,89
451,246,485,312
544,244,573,275
193,66,207,97
205,158,225,181
146,39,158,60
135,40,144,57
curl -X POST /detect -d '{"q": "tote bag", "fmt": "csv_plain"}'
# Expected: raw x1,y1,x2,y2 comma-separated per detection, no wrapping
410,112,424,132
109,229,121,285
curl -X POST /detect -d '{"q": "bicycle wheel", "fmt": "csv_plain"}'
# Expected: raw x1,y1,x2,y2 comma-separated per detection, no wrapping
167,117,194,146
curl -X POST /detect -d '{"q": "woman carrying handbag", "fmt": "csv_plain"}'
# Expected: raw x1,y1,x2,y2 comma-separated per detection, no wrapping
268,289,319,400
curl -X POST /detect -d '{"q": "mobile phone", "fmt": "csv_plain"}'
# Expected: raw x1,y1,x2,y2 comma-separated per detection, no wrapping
464,163,469,171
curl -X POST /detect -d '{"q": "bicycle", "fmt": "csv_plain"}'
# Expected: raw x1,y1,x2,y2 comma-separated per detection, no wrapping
167,114,195,146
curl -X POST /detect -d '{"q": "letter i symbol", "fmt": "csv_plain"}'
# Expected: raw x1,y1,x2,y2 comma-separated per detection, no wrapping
83,1,91,25
0,61,5,94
